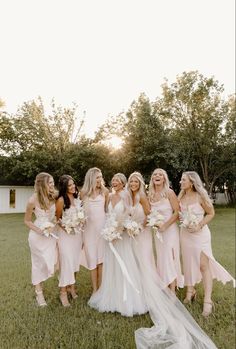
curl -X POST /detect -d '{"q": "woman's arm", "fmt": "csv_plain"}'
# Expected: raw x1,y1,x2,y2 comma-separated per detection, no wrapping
159,189,179,232
24,196,43,234
188,196,215,233
55,197,64,221
140,194,151,216
104,188,110,213
199,199,215,228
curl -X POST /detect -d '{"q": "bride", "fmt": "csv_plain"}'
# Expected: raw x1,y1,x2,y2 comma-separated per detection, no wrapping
88,172,148,316
88,172,218,349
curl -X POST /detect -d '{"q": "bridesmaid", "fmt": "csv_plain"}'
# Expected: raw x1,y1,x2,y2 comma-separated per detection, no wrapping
179,171,235,316
56,175,83,307
148,168,184,292
126,171,155,271
24,172,58,306
80,167,109,293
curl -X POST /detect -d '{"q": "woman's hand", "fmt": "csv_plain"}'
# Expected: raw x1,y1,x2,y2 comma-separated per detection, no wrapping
187,223,201,233
157,222,166,233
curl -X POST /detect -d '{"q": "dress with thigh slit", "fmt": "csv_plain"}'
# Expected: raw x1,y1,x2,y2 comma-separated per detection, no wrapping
180,202,235,286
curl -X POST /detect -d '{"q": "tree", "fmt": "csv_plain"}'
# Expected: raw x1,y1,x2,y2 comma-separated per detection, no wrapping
0,97,84,155
156,71,231,194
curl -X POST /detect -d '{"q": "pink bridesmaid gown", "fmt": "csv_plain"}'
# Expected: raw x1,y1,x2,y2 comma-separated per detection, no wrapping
180,202,235,287
151,199,184,288
130,202,155,271
28,204,58,285
81,194,106,270
58,202,83,287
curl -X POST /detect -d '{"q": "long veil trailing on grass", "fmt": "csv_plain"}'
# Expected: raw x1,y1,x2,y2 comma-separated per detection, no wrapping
121,189,218,349
133,244,218,348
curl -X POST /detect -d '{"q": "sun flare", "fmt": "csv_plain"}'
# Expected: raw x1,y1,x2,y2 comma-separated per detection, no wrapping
105,136,123,150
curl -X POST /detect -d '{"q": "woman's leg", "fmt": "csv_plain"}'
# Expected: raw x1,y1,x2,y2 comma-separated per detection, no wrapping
200,252,213,316
60,286,70,307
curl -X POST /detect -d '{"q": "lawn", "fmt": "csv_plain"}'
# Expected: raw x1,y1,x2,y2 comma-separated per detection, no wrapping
0,208,235,349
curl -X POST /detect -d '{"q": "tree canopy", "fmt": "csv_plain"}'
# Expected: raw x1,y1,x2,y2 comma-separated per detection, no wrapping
0,71,235,202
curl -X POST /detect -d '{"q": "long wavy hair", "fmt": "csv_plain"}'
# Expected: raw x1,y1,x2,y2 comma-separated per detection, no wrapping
127,171,147,205
81,167,106,198
111,173,127,188
148,168,170,202
178,171,212,206
58,175,78,210
34,172,56,210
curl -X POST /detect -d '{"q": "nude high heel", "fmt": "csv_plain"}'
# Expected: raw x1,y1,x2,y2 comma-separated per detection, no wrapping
59,291,71,307
35,290,47,307
183,289,197,304
67,286,78,300
202,301,215,317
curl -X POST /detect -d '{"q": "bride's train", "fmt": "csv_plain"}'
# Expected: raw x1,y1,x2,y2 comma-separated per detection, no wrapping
133,242,217,349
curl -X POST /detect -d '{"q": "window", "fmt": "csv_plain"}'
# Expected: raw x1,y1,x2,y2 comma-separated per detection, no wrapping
10,189,16,208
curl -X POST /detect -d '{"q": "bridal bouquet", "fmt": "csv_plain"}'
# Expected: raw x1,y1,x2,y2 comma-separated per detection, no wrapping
40,221,58,239
101,213,123,242
179,207,199,230
123,216,142,240
147,209,165,242
60,200,86,235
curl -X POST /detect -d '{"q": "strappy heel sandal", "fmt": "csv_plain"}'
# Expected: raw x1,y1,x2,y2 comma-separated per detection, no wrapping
67,286,78,300
202,301,215,317
59,291,71,307
35,290,47,307
183,289,197,304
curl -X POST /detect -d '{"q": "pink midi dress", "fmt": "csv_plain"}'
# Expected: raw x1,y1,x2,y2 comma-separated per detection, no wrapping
81,194,106,270
130,202,155,271
151,199,184,288
57,200,83,287
28,204,58,285
180,202,235,287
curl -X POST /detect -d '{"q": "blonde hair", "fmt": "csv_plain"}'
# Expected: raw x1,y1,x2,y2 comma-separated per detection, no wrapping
178,171,212,206
81,167,106,198
112,173,127,188
34,172,55,210
148,168,170,202
127,171,146,205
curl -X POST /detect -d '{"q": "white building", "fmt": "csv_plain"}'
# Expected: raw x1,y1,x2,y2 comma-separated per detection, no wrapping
0,186,34,213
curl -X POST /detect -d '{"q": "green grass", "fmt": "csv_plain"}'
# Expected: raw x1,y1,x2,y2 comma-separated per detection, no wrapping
0,208,235,349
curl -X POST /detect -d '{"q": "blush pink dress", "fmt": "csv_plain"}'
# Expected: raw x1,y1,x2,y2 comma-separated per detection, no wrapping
81,194,106,270
151,199,184,288
130,202,155,271
28,204,58,285
180,202,235,287
57,199,83,287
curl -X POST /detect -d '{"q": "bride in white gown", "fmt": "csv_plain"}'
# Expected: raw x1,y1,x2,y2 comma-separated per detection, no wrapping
89,172,218,349
88,173,148,316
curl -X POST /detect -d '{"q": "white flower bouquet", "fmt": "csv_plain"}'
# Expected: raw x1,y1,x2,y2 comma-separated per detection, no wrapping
101,213,123,242
123,216,142,240
179,207,199,230
60,201,86,235
40,221,58,239
147,209,165,242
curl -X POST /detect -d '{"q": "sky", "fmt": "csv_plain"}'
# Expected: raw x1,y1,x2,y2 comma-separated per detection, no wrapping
0,0,235,137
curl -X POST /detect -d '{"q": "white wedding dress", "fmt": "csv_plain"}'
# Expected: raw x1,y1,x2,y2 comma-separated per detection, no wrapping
88,199,148,316
89,194,218,349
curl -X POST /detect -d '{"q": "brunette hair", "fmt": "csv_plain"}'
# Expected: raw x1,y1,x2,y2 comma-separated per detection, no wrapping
58,174,78,210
